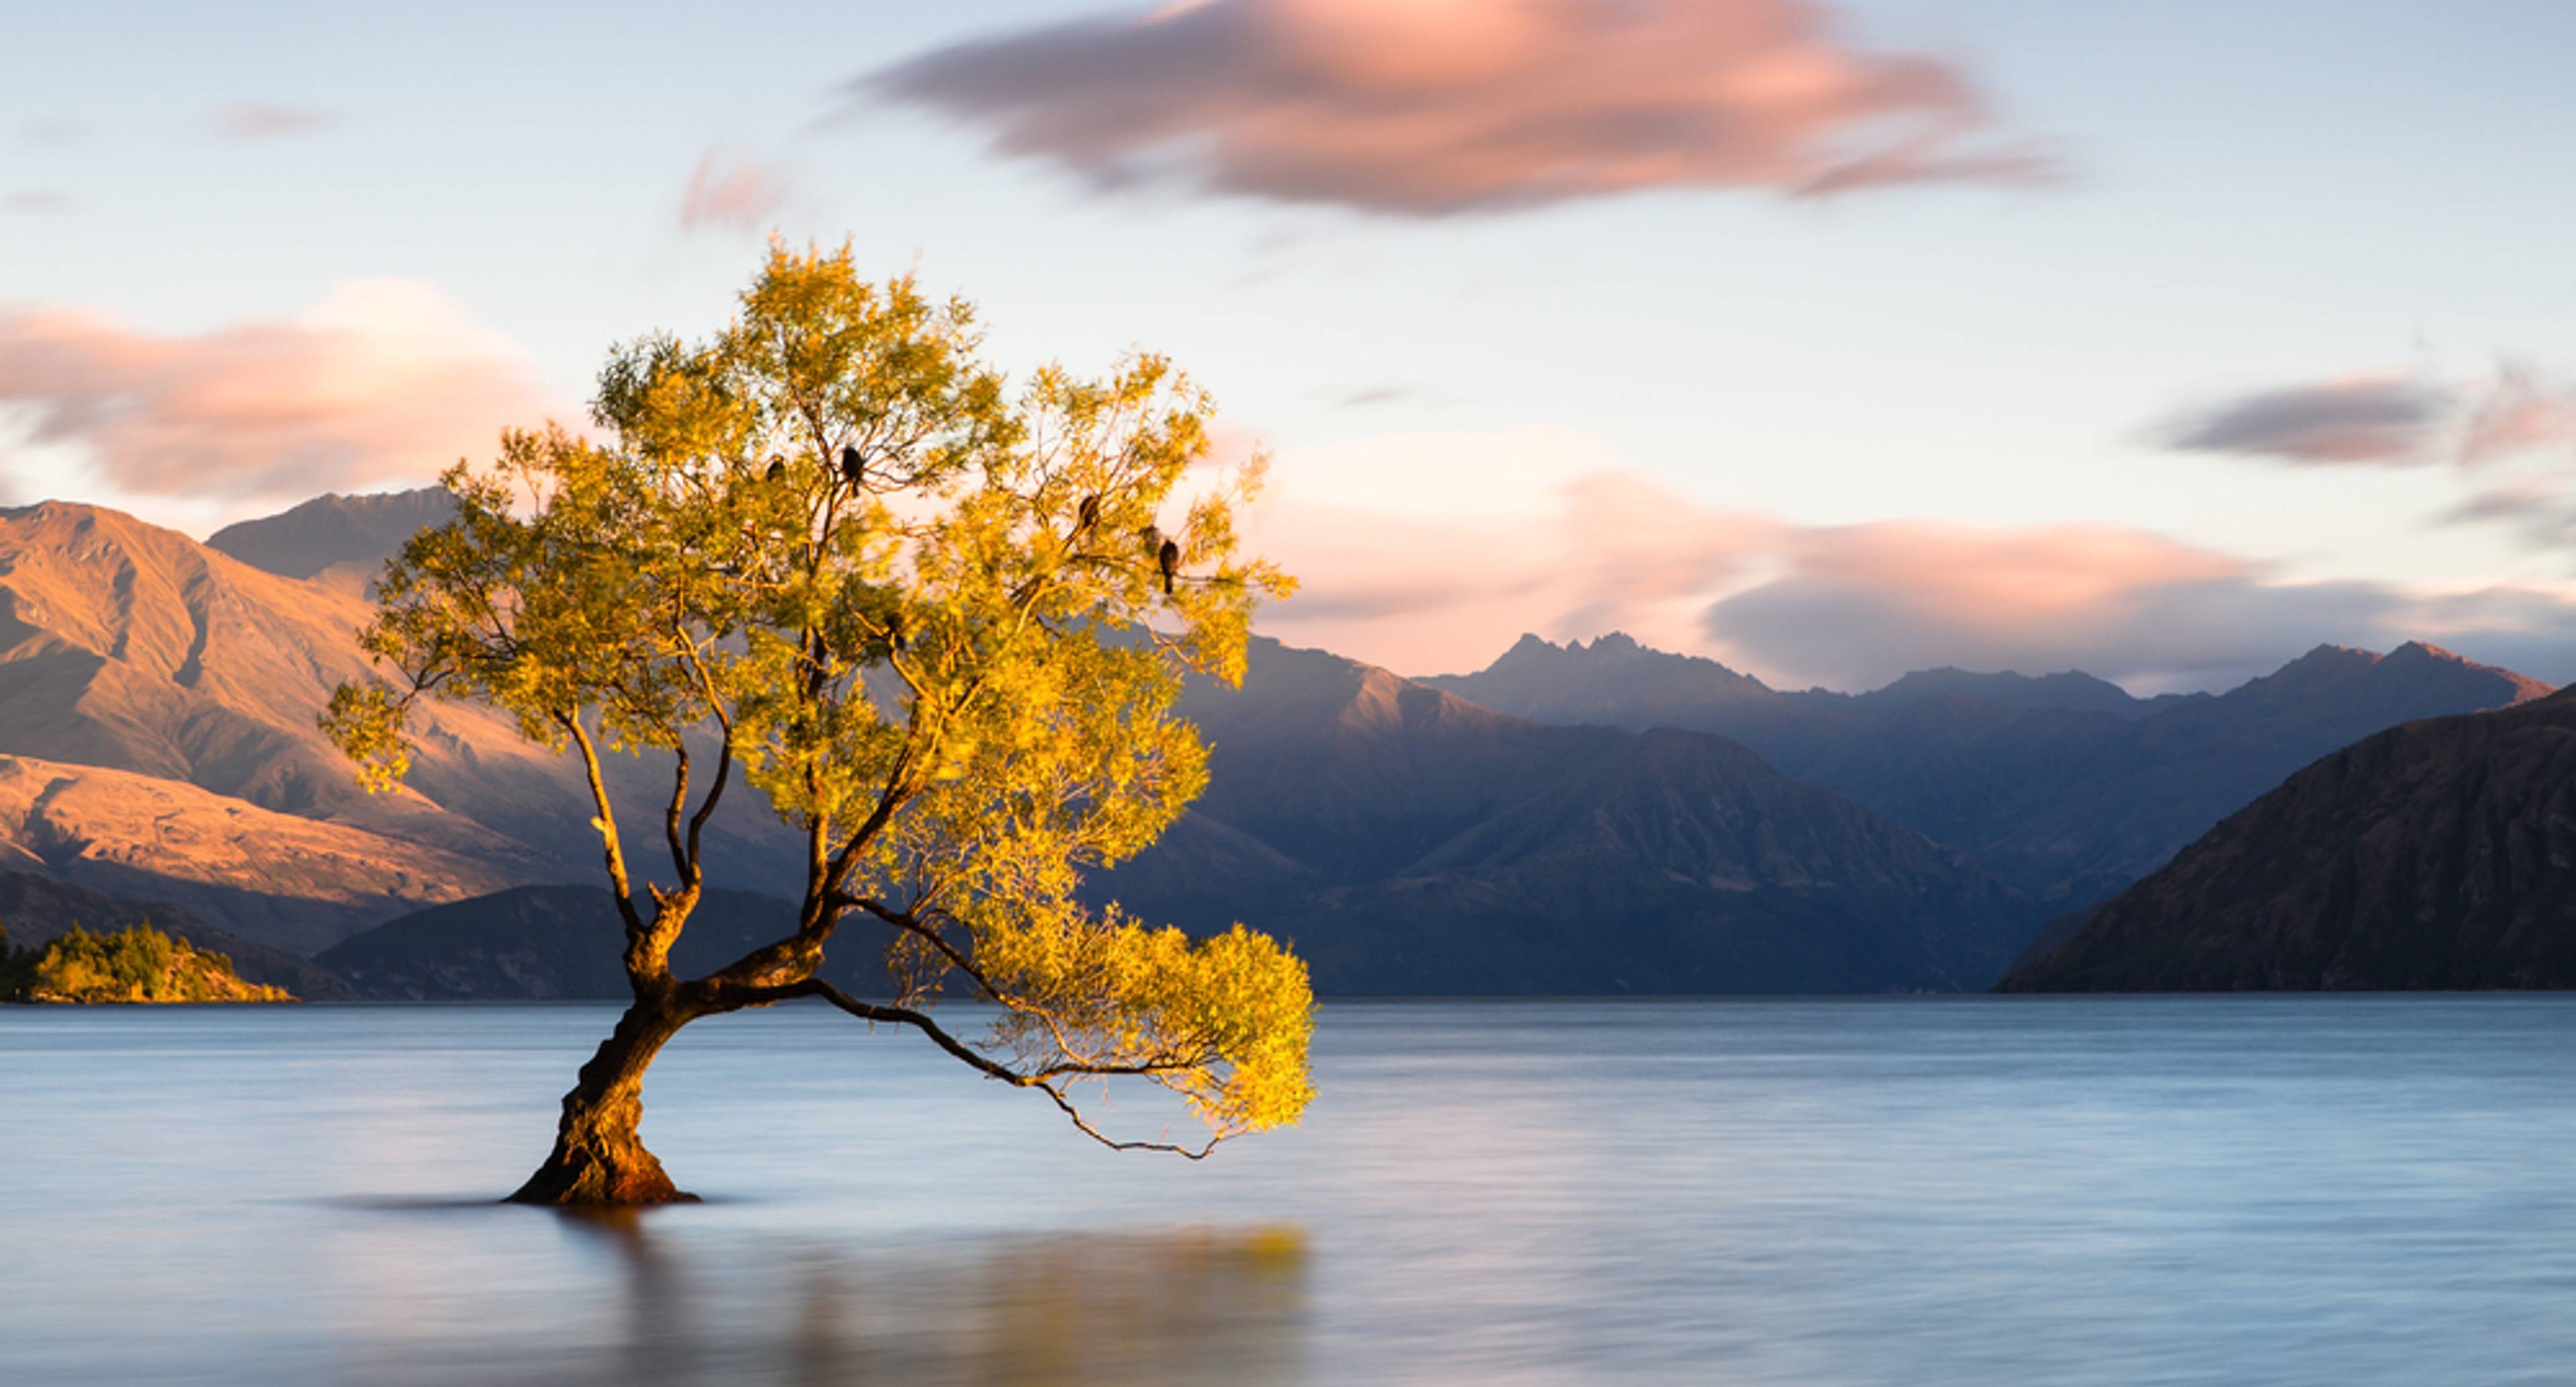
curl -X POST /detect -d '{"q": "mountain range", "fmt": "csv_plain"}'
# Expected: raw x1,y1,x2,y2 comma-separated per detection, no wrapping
309,633,2039,997
1099,639,2036,993
0,496,808,950
1428,633,2548,905
0,487,2557,996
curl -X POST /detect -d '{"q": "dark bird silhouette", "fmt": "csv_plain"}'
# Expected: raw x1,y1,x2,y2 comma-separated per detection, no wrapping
1076,493,1102,533
839,445,865,492
885,612,908,653
765,456,786,484
1158,538,1180,596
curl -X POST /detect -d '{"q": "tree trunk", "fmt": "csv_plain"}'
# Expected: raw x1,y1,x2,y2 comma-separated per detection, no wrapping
508,995,701,1205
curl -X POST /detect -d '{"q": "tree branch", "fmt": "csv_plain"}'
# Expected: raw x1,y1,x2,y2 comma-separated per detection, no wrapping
660,738,692,886
1032,1080,1223,1160
826,894,998,999
558,710,647,944
678,649,735,883
771,979,1222,1159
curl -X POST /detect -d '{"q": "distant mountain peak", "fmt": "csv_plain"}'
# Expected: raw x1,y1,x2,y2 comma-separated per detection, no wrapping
2282,642,2381,670
2380,639,2554,703
207,486,456,582
1426,631,1776,730
2247,639,2550,705
1470,630,1758,679
1863,665,2139,716
2379,636,2542,681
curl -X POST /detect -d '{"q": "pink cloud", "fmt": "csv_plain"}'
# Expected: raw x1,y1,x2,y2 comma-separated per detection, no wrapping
1779,520,2242,617
867,0,2057,215
0,281,554,504
1708,520,2387,689
1241,436,2567,690
2461,364,2576,465
678,150,788,234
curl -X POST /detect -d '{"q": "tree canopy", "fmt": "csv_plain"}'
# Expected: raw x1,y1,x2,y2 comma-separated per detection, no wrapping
1,924,288,1004
327,244,1311,1195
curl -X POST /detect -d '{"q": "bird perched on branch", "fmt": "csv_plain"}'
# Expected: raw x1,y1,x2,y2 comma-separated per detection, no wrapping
885,611,908,654
1158,537,1181,596
1076,493,1102,535
840,445,865,493
765,455,786,484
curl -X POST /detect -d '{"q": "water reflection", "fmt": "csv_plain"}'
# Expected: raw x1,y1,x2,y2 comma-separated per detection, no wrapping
468,1214,1313,1387
13,1000,2576,1386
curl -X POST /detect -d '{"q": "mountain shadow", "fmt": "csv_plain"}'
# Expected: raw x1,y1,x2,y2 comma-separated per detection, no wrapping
2000,687,2576,991
1091,639,2042,994
1429,632,2551,907
319,885,897,1000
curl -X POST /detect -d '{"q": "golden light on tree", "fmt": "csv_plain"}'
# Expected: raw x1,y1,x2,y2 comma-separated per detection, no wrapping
325,242,1312,1205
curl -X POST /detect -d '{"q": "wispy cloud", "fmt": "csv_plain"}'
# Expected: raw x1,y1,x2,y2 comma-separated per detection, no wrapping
2461,364,2576,465
677,148,789,234
207,103,339,141
0,282,553,506
1,190,72,215
2162,362,2576,560
863,0,2058,216
2162,364,2576,468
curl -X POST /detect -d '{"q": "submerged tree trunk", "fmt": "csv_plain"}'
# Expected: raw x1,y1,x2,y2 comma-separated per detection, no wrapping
508,995,702,1206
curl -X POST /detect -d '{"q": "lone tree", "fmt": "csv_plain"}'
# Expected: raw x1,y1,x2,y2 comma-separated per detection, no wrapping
325,245,1312,1205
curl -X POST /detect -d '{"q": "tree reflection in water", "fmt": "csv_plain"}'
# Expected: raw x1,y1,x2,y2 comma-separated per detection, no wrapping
526,1212,1311,1387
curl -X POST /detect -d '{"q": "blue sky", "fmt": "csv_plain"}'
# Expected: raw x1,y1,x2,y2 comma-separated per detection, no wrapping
5,0,2574,688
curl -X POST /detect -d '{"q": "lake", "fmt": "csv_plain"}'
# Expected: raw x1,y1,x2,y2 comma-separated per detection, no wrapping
4,997,2574,1386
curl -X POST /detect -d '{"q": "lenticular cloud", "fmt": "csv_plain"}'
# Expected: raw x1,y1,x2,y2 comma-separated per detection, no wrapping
0,281,552,502
867,0,2056,215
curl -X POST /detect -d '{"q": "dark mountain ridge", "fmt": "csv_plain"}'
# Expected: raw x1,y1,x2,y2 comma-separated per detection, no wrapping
1428,632,2550,905
2000,687,2576,991
319,638,2039,998
319,885,892,1000
1092,638,2041,993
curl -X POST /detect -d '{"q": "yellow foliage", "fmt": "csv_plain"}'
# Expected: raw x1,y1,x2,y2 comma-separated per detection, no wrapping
323,242,1311,1146
11,925,291,1004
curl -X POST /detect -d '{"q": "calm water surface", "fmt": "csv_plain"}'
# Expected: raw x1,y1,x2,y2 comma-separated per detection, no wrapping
4,997,2574,1386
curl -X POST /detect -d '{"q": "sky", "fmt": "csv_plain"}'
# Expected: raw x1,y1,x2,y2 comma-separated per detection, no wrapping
3,0,2575,691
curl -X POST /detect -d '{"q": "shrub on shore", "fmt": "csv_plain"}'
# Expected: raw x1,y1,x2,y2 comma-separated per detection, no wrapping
0,922,292,1003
